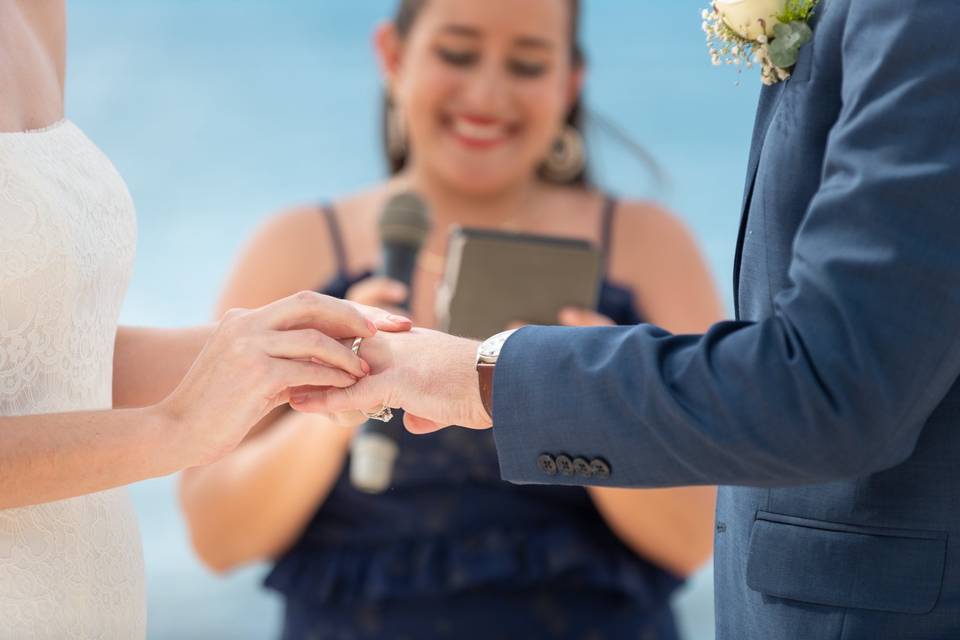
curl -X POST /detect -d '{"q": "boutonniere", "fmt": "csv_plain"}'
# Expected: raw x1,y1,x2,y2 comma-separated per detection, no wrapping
702,0,819,85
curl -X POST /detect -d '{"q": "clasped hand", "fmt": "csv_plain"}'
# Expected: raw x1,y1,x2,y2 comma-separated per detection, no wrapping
289,328,491,433
287,295,613,434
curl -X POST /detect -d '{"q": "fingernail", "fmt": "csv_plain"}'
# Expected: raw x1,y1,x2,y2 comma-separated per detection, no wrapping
290,395,307,405
366,319,377,335
360,359,371,375
388,314,411,324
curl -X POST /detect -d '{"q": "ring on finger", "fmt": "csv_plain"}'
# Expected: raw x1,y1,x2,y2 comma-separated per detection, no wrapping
351,337,393,422
363,405,393,422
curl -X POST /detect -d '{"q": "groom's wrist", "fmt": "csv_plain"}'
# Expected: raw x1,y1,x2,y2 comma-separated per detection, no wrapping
426,333,490,428
459,337,493,428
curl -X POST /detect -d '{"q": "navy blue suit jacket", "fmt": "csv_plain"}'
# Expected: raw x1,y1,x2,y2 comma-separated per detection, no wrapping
492,2,960,637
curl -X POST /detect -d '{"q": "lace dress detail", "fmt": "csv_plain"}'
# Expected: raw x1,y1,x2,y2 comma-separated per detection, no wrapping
0,121,145,639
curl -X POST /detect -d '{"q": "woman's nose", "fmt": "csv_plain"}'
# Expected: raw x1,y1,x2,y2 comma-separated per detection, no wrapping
460,60,510,114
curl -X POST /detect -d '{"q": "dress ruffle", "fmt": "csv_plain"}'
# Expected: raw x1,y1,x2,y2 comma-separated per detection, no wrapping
265,524,681,608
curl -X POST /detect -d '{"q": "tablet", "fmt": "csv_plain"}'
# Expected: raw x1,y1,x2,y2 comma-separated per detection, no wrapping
436,226,603,340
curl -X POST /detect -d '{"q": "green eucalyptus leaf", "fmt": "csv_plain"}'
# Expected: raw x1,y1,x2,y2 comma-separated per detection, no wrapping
768,39,799,68
772,21,794,41
768,21,813,68
776,21,812,49
791,21,814,45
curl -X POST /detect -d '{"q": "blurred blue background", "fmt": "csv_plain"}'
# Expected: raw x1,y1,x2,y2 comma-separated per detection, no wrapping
66,1,759,638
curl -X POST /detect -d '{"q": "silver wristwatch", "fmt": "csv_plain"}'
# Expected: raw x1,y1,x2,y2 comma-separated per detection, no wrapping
476,329,518,417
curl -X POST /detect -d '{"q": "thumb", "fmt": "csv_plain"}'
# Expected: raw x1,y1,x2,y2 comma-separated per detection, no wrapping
351,301,413,333
288,387,343,413
289,378,381,414
559,307,615,327
375,314,414,333
403,412,446,434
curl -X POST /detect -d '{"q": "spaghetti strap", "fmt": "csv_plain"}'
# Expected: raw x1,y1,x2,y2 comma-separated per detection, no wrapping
319,203,349,276
599,195,618,274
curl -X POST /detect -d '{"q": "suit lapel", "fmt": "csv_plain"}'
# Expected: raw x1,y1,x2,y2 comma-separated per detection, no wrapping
732,81,787,319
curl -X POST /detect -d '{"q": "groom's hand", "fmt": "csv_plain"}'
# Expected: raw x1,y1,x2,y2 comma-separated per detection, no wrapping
289,328,493,433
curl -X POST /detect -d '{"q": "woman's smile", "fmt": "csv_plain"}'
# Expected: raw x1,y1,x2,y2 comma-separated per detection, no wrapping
443,112,518,150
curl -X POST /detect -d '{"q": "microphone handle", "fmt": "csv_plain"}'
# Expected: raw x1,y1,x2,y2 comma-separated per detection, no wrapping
378,244,418,307
349,242,418,493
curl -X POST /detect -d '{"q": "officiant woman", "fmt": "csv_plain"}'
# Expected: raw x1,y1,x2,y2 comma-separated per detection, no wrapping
180,1,721,638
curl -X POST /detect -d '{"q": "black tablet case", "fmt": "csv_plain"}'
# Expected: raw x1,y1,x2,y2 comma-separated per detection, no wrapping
437,227,603,340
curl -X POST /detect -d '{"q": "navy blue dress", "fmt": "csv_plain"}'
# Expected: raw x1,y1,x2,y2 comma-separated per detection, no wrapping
265,198,684,640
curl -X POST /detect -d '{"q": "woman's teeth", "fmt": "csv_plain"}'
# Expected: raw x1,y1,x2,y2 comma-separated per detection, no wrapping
452,117,507,141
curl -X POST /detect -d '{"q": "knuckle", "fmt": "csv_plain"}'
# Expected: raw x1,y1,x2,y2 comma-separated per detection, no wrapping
294,290,320,306
219,308,248,332
222,307,248,322
219,309,251,340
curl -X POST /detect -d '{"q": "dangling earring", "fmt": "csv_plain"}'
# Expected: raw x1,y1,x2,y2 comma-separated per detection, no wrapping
542,125,586,183
386,99,408,159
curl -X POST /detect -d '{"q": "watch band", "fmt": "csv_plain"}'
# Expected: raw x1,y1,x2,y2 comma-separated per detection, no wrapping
477,362,495,419
476,328,517,422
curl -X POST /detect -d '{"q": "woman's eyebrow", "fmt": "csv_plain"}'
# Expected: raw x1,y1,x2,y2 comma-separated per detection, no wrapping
514,36,554,51
438,24,555,51
440,23,481,37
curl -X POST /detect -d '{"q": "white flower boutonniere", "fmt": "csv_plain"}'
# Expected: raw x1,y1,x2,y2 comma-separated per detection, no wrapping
702,0,819,85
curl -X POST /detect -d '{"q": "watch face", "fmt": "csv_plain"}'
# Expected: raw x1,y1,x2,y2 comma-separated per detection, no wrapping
479,329,515,362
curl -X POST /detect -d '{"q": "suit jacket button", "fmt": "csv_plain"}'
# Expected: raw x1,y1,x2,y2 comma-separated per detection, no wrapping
589,458,611,479
537,454,558,476
573,457,591,477
555,454,575,476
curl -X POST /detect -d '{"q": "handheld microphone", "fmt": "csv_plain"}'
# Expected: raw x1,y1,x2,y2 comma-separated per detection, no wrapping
349,191,432,493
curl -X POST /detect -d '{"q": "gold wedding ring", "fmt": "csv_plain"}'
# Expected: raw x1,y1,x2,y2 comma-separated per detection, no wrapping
352,337,393,423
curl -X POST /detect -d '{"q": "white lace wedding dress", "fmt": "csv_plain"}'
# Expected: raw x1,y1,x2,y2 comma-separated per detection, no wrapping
0,120,146,638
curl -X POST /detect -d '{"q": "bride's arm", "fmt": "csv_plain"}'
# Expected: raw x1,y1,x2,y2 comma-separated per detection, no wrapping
0,8,400,511
113,325,213,408
0,405,190,509
1,289,392,510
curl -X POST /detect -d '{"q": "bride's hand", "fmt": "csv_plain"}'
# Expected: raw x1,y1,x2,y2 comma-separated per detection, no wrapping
156,291,412,466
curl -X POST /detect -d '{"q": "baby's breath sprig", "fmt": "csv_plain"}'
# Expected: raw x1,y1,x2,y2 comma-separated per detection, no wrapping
702,0,819,86
702,6,756,72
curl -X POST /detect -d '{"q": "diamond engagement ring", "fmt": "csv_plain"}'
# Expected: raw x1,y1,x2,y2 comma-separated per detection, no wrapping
351,337,393,423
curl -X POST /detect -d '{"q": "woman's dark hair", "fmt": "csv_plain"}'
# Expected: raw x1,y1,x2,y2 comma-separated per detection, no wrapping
382,0,589,186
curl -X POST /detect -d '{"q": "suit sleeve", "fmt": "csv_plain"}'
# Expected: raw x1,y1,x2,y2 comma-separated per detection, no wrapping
492,0,960,487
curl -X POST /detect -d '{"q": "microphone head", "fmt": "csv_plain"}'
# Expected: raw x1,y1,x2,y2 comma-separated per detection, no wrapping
379,191,432,248
350,431,399,494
